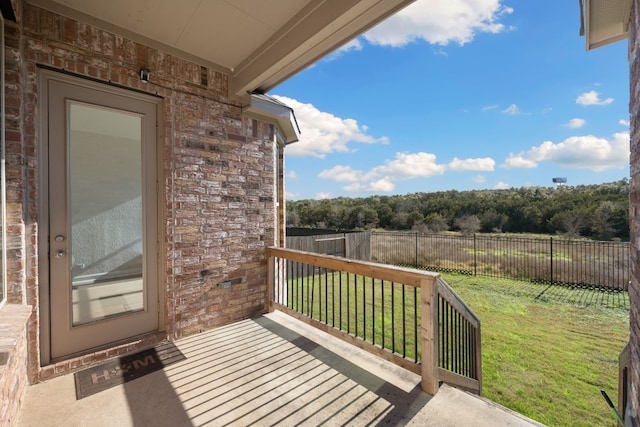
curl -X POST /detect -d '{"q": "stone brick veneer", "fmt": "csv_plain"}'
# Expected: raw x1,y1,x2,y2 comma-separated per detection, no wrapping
4,0,278,383
630,1,640,424
0,305,31,426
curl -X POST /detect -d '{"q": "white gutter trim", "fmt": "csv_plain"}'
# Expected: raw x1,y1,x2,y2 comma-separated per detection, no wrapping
242,94,300,144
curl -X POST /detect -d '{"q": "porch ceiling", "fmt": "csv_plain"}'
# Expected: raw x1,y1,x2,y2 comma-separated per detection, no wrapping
28,0,415,98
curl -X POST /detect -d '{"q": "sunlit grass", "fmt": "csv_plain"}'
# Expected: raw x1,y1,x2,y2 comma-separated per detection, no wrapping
284,267,628,426
442,272,629,427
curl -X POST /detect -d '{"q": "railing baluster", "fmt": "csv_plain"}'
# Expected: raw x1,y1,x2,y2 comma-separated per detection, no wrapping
457,312,462,373
324,267,328,323
414,285,418,363
353,275,358,336
372,278,376,346
438,295,442,368
301,261,306,315
391,281,396,354
444,300,449,370
292,260,296,310
339,271,343,329
402,284,406,358
347,272,351,334
381,279,385,350
362,276,367,341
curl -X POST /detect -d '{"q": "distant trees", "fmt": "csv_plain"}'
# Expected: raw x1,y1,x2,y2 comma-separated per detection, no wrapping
454,215,481,235
286,179,630,241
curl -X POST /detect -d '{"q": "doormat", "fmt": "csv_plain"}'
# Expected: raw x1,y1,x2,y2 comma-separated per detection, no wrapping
74,342,186,399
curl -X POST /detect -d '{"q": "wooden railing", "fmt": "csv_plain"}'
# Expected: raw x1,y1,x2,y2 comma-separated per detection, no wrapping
619,342,630,421
266,247,482,395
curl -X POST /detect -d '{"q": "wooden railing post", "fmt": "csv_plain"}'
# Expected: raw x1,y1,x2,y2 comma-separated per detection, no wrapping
421,276,439,395
267,250,275,312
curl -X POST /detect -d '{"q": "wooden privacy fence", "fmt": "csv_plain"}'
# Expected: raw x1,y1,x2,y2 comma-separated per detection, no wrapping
371,231,630,291
266,247,482,395
286,231,371,261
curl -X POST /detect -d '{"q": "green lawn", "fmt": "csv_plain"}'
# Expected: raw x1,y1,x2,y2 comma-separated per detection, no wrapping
442,273,629,427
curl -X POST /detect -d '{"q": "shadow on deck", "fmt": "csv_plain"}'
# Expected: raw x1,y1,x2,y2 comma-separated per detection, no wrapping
18,311,431,426
17,311,543,426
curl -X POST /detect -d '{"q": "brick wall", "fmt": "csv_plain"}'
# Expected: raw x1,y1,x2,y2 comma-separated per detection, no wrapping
4,1,27,306
5,2,277,381
629,0,640,423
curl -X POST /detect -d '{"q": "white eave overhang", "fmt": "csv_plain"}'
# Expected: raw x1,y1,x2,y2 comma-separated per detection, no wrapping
243,94,301,144
582,0,632,50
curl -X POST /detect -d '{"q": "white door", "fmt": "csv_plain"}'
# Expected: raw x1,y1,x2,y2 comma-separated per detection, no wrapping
43,72,160,360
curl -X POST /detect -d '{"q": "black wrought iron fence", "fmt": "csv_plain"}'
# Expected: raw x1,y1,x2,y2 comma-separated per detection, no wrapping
371,232,630,291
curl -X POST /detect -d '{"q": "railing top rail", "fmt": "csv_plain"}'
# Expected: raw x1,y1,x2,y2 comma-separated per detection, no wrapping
314,237,346,242
267,246,438,288
372,230,630,245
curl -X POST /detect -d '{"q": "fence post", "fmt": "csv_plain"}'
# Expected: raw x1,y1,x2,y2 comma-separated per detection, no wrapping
474,234,477,277
550,237,553,284
344,233,349,259
415,232,419,267
421,276,439,395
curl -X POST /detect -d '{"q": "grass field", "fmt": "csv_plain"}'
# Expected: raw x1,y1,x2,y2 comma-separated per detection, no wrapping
442,273,629,426
280,258,629,426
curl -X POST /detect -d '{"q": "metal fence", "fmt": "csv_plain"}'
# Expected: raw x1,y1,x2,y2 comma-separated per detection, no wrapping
370,232,630,291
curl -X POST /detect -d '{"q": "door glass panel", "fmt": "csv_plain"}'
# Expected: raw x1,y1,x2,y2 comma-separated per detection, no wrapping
69,102,144,326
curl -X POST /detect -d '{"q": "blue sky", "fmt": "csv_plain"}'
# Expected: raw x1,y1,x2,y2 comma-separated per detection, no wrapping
272,0,630,201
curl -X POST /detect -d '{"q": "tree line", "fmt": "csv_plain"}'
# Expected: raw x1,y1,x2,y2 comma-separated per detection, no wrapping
286,179,630,241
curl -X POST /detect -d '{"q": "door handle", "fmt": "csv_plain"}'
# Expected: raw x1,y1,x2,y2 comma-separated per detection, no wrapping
55,250,66,258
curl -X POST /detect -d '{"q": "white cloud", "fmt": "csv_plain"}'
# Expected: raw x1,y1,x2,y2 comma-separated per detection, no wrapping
286,171,297,179
318,165,362,182
315,192,334,200
363,0,514,47
285,191,300,200
502,153,538,169
566,118,586,129
620,119,630,126
326,38,363,60
501,132,629,171
494,181,510,189
370,152,447,179
272,96,389,158
343,182,363,192
448,157,495,171
482,105,499,112
367,178,396,193
576,90,614,106
319,152,497,193
502,104,521,115
473,175,486,183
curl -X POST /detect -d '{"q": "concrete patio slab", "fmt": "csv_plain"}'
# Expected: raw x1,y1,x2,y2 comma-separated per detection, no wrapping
17,310,544,426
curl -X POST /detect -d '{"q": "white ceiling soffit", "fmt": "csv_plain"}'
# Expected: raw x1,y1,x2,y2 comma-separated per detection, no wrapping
29,0,415,98
583,0,632,50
